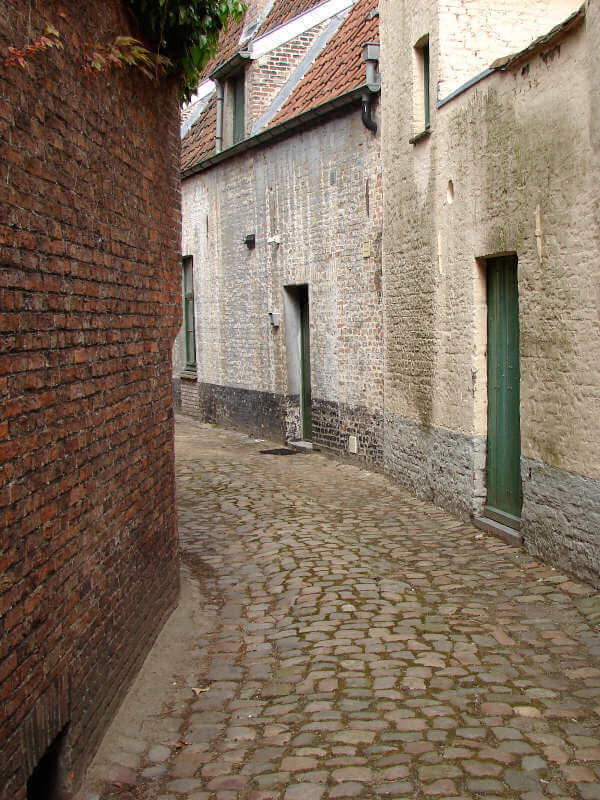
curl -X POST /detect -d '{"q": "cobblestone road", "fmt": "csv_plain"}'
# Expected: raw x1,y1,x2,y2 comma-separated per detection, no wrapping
80,417,600,800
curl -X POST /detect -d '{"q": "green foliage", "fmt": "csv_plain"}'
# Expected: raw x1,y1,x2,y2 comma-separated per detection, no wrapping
3,24,62,69
127,0,246,100
83,36,170,79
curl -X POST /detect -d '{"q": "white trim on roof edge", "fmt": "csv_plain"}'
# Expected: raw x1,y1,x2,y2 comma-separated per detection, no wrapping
247,0,355,60
181,80,216,138
183,79,216,111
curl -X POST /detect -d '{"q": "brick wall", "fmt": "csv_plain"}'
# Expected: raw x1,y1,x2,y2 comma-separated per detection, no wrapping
180,107,383,466
0,0,181,795
248,21,329,131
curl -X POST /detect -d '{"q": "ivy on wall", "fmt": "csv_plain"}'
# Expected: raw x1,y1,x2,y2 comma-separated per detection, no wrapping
127,0,246,100
3,1,245,102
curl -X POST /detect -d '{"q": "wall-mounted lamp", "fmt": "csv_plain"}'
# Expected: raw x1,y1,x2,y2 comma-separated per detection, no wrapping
268,311,280,327
267,235,281,246
244,234,256,249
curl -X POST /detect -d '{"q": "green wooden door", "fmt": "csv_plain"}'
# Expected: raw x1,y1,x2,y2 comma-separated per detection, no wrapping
486,255,522,527
300,289,312,441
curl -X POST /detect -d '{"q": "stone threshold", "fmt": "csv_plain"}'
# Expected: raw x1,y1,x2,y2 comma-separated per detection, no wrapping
473,516,524,548
288,440,317,452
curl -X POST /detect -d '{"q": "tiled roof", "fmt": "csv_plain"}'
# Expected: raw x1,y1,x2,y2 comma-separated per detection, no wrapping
181,0,379,172
257,0,327,36
181,98,217,171
198,17,246,82
271,0,378,125
199,0,326,80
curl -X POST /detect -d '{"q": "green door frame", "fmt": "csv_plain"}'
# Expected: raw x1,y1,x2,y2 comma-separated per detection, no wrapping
299,287,312,441
486,255,522,528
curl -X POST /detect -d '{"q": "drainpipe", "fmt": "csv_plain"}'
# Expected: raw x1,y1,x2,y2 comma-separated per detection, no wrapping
361,42,381,133
215,80,224,153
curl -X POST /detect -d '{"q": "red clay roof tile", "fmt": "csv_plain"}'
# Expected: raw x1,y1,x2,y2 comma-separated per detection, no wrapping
270,0,378,125
182,0,379,172
198,17,246,82
181,98,217,171
257,0,327,36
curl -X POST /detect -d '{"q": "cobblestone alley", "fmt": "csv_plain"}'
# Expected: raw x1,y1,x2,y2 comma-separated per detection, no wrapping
79,416,600,800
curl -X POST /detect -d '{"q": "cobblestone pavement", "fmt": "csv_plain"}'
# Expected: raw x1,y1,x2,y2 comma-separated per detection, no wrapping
79,417,600,800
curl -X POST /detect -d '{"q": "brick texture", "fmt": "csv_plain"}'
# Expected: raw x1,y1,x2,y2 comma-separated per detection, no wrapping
0,0,181,795
248,21,329,128
180,106,383,469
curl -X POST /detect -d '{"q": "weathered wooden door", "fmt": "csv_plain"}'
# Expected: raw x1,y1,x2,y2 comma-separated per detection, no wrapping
299,288,312,441
486,255,522,527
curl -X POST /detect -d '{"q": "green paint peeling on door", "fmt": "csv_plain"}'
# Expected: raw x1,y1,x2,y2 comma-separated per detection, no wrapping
486,255,522,528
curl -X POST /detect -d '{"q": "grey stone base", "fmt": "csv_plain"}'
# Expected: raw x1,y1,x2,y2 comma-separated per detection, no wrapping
311,398,384,470
197,382,288,441
383,413,486,520
522,458,600,588
473,516,523,548
181,382,383,470
180,374,199,419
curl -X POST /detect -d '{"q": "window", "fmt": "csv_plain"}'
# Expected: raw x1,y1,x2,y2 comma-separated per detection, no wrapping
231,73,245,145
422,40,430,129
412,35,431,138
183,257,196,370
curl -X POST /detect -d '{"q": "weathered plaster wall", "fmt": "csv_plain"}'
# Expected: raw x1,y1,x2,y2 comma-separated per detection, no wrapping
438,0,582,98
381,0,599,582
180,108,383,465
172,281,186,409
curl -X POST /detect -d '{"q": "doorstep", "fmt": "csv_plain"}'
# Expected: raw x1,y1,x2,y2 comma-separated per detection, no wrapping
287,440,315,452
473,516,523,548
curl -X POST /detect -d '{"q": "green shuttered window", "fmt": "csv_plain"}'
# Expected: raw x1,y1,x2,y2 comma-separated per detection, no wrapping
423,41,430,129
183,256,196,369
232,74,245,145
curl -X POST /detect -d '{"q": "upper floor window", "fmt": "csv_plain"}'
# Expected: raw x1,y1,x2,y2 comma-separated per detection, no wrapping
413,35,431,136
231,73,245,145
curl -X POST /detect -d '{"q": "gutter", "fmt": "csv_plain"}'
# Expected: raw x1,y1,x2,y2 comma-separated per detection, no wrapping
182,84,372,179
210,51,251,80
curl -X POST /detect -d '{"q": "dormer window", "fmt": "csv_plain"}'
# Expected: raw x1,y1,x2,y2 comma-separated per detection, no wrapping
230,72,245,144
212,52,250,152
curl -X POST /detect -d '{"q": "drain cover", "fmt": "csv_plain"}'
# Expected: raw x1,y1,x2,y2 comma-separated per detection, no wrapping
259,448,302,456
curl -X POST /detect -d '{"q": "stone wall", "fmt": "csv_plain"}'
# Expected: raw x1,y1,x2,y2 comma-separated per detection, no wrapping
0,0,181,795
180,107,383,466
381,0,599,584
437,0,581,98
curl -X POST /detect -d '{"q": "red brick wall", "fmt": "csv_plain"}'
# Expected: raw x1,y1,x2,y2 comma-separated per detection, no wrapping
0,1,181,796
247,22,328,128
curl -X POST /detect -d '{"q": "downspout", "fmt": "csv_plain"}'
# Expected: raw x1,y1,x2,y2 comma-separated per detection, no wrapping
361,95,377,132
361,42,380,133
215,80,224,153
